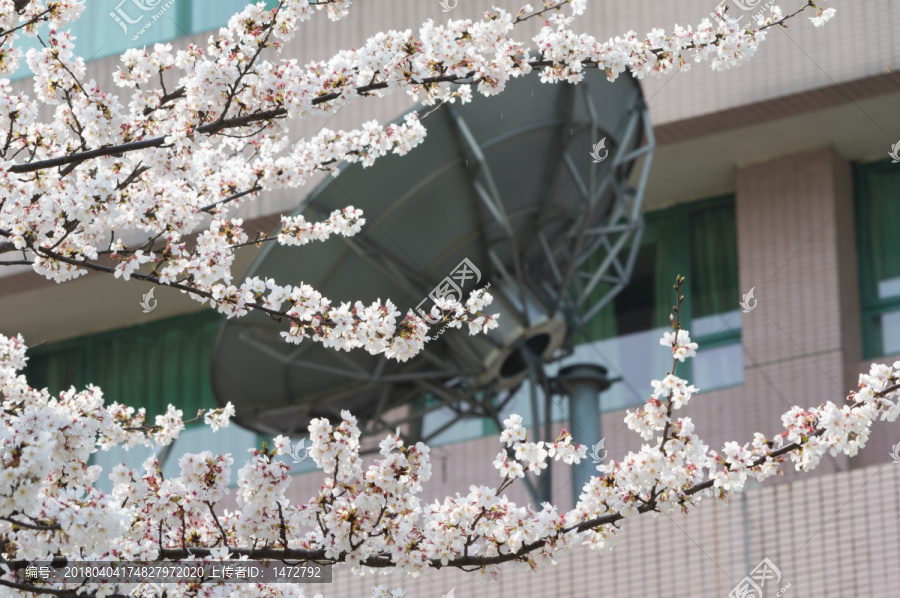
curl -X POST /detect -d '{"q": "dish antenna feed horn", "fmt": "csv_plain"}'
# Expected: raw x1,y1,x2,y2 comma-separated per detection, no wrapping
211,70,654,503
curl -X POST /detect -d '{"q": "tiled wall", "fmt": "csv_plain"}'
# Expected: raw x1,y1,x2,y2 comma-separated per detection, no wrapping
280,457,900,597
732,147,859,479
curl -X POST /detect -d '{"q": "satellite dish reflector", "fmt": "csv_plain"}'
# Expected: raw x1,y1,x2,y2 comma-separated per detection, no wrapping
211,70,654,440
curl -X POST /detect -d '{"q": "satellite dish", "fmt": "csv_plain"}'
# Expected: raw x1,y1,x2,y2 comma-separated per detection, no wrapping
210,69,654,444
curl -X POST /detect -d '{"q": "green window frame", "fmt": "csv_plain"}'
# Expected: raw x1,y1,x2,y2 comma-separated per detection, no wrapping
24,310,224,423
578,194,742,384
855,159,900,359
673,195,743,357
22,309,270,486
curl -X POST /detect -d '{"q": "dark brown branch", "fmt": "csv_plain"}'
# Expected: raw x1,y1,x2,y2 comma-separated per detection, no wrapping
199,185,262,214
0,577,94,598
171,384,900,570
4,383,896,590
206,501,230,548
5,1,813,177
0,516,61,531
277,502,289,550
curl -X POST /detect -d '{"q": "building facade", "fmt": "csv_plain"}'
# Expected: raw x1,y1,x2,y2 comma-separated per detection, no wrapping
1,1,899,596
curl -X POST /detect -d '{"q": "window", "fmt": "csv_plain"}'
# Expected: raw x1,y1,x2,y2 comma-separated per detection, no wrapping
10,0,277,81
431,196,744,439
24,310,259,491
26,310,223,418
573,195,743,412
856,160,900,359
685,200,744,389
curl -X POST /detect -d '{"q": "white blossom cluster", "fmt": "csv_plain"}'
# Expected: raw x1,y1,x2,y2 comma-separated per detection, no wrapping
0,313,896,597
0,1,851,596
0,0,833,363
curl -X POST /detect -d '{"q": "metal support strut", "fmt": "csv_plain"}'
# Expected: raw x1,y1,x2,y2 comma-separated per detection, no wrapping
557,364,615,506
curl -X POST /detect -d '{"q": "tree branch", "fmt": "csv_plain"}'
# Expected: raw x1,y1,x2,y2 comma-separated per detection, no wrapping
3,2,812,177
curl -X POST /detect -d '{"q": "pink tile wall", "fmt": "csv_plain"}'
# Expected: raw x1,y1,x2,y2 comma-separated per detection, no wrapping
281,462,900,597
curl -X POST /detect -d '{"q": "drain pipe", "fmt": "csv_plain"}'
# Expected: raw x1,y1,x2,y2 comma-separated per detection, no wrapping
556,364,616,506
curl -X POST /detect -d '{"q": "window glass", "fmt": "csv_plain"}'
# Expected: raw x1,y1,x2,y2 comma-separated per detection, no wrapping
91,444,156,493
692,342,744,390
91,0,184,52
11,1,184,80
575,198,743,399
498,380,569,430
574,220,679,409
490,197,744,433
267,433,321,475
688,201,742,340
691,311,741,338
91,423,260,493
866,311,900,357
9,0,280,80
420,405,490,446
22,311,265,492
865,173,900,301
24,312,256,478
158,423,258,480
24,345,85,391
580,328,672,409
855,160,900,358
416,393,498,447
25,311,223,419
496,329,672,429
685,200,743,390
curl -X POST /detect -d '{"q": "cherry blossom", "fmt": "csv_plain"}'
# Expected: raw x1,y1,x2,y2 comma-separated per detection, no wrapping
650,374,698,409
0,2,869,597
659,329,698,362
0,272,896,598
0,0,832,363
810,6,837,27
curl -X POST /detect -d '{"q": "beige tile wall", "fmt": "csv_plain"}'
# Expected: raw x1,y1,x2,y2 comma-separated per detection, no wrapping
280,460,900,597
